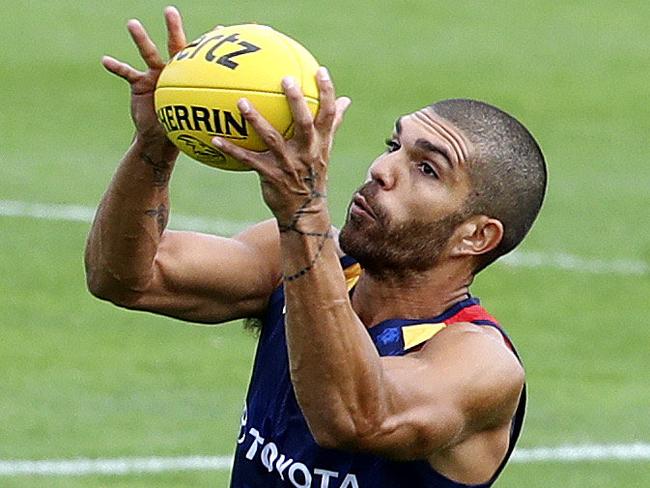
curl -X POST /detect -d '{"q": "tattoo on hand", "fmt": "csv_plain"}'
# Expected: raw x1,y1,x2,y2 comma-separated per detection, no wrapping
278,168,327,236
140,152,172,187
280,168,333,281
145,203,168,234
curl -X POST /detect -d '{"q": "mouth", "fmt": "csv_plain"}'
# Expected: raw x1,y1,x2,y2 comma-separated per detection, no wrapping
350,194,377,220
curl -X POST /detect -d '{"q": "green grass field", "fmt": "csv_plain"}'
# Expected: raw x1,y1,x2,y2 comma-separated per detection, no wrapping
1,1,649,486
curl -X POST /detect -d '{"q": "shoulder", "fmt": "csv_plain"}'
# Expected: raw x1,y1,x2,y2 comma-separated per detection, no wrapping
419,322,524,429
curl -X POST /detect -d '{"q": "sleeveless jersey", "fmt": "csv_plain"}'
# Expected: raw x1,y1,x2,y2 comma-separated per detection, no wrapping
230,256,526,488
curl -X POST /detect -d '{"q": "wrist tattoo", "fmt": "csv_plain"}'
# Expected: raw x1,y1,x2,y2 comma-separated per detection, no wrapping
145,203,168,234
283,229,333,282
278,167,333,281
140,152,172,187
277,196,329,236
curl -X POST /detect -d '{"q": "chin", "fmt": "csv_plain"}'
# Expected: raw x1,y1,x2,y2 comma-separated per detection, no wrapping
339,210,459,279
339,217,388,270
339,213,373,246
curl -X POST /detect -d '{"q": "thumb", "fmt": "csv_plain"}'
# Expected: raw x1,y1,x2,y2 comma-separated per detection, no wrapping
332,97,352,133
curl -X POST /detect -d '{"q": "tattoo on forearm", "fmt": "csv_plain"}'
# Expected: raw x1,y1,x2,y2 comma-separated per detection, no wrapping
145,203,168,235
280,167,333,281
140,152,172,187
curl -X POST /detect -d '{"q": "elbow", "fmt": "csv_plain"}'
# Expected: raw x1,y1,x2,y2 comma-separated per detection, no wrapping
86,279,145,310
85,263,109,300
311,424,358,451
309,410,440,459
84,247,112,301
85,273,118,303
297,390,390,452
85,273,129,306
85,262,109,300
310,413,384,452
83,234,157,308
84,263,147,309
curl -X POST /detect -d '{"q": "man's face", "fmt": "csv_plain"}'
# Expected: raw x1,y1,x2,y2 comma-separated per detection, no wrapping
339,108,475,277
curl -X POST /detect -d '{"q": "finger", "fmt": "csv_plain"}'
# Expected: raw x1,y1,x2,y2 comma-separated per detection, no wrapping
314,67,336,133
282,76,314,144
237,98,287,157
211,136,269,174
101,55,144,84
164,6,187,57
127,19,165,70
332,96,352,133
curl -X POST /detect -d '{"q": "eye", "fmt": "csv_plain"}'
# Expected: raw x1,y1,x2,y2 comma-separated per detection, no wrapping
385,138,400,153
417,161,438,179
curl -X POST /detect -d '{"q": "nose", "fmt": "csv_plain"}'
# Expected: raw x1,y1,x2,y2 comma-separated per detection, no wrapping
368,153,399,191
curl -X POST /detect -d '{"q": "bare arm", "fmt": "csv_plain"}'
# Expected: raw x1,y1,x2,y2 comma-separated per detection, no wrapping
85,8,281,323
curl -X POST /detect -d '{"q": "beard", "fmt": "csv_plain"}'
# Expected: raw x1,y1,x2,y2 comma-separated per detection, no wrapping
339,183,468,280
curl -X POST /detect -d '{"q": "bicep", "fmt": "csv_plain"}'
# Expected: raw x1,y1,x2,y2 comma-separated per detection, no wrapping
364,328,524,460
126,219,282,323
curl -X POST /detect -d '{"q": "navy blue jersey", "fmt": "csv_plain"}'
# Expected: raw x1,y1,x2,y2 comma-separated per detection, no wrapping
230,256,526,488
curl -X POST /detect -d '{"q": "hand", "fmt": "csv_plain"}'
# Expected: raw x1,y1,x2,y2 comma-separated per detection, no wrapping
212,68,351,228
102,6,187,145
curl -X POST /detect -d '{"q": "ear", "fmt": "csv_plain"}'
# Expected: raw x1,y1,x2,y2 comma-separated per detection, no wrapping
449,215,503,258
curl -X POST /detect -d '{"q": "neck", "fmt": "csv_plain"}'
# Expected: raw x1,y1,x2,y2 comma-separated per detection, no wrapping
351,259,474,328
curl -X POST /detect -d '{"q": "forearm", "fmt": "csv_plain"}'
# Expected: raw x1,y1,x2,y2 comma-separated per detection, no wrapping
85,136,179,297
208,62,366,436
281,211,386,443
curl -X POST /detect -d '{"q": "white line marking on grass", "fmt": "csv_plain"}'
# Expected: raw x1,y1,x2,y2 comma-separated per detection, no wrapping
0,456,233,476
1,199,648,275
501,251,649,276
0,199,251,236
511,442,650,463
0,443,648,476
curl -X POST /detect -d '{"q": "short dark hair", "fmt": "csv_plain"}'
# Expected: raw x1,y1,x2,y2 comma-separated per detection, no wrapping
429,99,547,272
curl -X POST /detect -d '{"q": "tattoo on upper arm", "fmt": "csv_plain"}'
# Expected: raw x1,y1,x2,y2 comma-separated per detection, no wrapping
279,168,333,282
139,152,172,187
145,203,168,235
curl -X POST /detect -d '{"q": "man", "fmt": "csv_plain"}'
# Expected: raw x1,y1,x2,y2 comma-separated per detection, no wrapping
86,6,546,487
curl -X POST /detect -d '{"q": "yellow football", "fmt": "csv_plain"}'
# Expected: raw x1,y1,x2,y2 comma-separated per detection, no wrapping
154,24,320,171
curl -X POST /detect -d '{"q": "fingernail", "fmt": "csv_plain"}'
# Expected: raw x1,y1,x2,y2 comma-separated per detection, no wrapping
238,98,251,113
282,76,296,89
318,67,330,81
212,137,223,147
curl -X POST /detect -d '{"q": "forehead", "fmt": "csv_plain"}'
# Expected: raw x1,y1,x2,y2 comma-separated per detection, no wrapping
396,108,474,167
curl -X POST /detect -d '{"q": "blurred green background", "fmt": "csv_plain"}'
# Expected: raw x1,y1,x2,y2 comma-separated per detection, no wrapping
1,1,648,486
